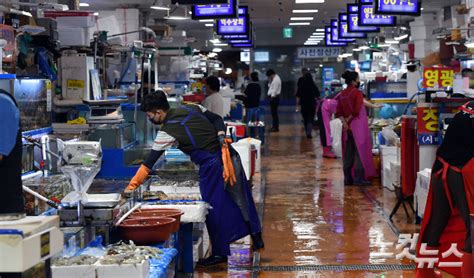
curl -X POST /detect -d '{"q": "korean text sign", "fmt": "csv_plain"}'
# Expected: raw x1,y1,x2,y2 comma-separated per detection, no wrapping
339,13,367,38
417,105,440,145
347,4,380,33
216,7,248,35
359,4,397,26
297,47,341,59
375,0,421,15
192,0,237,19
423,68,455,89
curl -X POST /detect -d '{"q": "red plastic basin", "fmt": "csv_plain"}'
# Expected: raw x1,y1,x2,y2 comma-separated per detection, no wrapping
130,208,184,233
119,217,175,245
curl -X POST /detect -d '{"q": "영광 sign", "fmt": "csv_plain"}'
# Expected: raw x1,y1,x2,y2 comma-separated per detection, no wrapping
374,0,421,16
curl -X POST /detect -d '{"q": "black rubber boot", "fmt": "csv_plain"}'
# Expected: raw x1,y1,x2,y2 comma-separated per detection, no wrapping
354,170,371,186
343,169,353,186
251,232,265,251
196,255,228,267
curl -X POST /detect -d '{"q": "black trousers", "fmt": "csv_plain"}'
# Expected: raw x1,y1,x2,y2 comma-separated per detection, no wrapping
422,168,472,253
270,96,280,129
317,107,328,147
301,106,315,130
343,131,364,179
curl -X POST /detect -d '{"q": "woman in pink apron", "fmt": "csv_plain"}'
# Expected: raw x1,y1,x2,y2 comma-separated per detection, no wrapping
335,71,376,186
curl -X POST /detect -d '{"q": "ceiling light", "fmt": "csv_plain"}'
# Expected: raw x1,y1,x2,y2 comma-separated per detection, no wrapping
225,68,233,74
165,15,190,20
304,42,320,45
151,0,170,11
93,12,99,16
385,40,399,44
210,38,221,44
421,7,424,11
214,43,228,46
312,32,324,35
353,48,362,52
310,35,324,38
293,9,319,13
395,34,409,41
79,3,89,7
359,46,369,50
378,44,390,47
319,64,323,67
199,19,214,22
315,28,324,32
212,48,223,53
289,22,311,26
291,17,314,21
208,52,218,58
295,0,325,3
342,53,353,57
205,23,214,27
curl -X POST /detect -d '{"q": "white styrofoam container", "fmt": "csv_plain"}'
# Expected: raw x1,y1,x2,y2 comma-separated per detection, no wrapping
96,260,149,278
231,142,252,181
380,145,400,190
60,55,94,100
52,264,96,278
238,138,262,173
58,27,88,46
56,16,95,28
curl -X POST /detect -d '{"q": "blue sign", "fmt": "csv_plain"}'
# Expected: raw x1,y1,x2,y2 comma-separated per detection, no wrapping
418,134,440,145
339,13,367,39
172,0,228,4
375,0,421,16
359,4,397,26
192,0,237,20
222,34,249,39
331,20,355,43
348,12,380,33
325,27,347,47
216,7,249,35
322,67,335,95
231,43,253,48
229,39,252,44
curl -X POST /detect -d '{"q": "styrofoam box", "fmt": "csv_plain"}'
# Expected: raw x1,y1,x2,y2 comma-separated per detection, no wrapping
96,260,149,278
232,142,252,181
56,16,95,28
380,146,400,190
58,27,88,46
52,264,96,278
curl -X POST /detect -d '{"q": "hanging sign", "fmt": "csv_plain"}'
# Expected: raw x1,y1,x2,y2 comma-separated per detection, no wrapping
172,0,228,4
216,7,249,35
347,4,380,33
339,13,367,39
231,43,253,48
359,3,397,26
423,67,455,89
297,47,342,59
229,39,252,44
192,0,237,19
374,0,422,16
325,27,347,47
331,20,355,43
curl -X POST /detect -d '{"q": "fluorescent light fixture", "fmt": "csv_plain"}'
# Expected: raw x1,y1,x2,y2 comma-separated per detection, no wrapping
225,68,233,74
385,40,399,44
319,64,323,67
315,28,324,32
212,48,223,53
353,48,362,52
295,0,325,3
293,9,318,13
378,44,390,47
79,3,89,7
421,7,424,10
165,15,190,20
199,19,214,22
214,43,228,46
289,22,311,26
312,32,324,35
208,52,218,58
210,39,221,44
342,53,353,57
93,12,99,16
205,23,214,27
291,17,314,21
304,42,320,45
359,46,370,50
395,34,409,41
310,35,324,38
151,5,170,10
307,38,322,41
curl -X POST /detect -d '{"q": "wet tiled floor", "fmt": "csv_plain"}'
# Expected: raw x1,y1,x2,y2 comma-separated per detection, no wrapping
195,109,453,277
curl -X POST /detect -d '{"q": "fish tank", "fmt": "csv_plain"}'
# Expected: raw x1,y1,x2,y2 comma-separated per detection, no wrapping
14,78,52,131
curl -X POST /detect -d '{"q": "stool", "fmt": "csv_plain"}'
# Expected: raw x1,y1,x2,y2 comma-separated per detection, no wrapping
390,182,416,222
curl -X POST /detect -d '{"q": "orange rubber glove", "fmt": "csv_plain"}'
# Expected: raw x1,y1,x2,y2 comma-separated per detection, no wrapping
125,164,150,192
222,138,237,186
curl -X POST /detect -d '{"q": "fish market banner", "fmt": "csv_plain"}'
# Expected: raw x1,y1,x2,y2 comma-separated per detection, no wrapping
374,0,421,16
297,47,342,59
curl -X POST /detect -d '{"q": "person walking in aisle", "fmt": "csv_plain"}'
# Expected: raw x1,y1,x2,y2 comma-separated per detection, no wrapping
202,76,226,118
336,71,376,186
296,69,320,139
243,72,263,139
266,69,281,132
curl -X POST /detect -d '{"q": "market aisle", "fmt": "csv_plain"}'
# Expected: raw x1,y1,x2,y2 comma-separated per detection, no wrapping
257,109,418,277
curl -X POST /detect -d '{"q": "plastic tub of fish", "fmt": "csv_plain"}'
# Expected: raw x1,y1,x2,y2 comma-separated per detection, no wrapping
129,208,184,233
119,217,176,244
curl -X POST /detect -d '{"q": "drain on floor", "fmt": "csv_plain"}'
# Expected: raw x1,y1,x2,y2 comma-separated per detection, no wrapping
230,264,416,272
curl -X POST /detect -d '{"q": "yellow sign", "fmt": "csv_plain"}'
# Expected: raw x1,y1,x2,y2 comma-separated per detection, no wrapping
67,79,85,89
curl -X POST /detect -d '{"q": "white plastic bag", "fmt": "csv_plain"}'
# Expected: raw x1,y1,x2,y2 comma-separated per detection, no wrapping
330,118,343,158
381,126,399,146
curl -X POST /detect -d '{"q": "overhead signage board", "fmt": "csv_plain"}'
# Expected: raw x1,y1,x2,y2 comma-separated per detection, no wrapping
331,20,355,43
359,3,397,26
297,47,342,59
216,6,249,35
192,0,237,20
374,0,422,16
229,39,252,44
347,4,380,33
231,43,254,48
325,27,347,47
172,0,229,4
222,26,252,40
339,13,367,39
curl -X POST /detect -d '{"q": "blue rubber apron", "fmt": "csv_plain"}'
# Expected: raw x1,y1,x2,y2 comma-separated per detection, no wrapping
168,107,262,256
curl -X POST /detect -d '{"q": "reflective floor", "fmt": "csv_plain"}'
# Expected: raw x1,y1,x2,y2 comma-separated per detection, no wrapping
195,109,452,277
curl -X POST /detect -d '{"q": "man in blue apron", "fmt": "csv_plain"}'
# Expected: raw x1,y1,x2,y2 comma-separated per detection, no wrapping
0,89,25,218
125,90,264,266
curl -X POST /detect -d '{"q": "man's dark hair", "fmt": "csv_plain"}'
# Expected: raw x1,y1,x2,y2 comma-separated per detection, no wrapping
250,72,259,82
266,69,275,77
141,90,170,112
205,76,220,92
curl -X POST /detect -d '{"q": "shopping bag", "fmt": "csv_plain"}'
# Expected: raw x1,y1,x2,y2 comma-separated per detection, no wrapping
330,118,343,158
